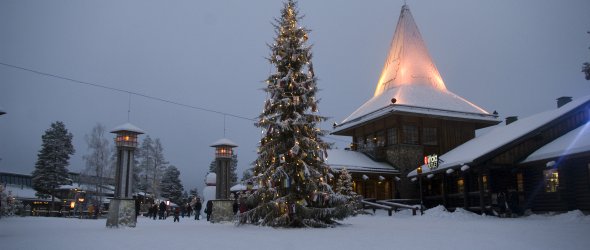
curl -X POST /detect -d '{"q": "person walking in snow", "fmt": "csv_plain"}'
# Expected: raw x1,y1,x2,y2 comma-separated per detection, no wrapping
159,201,166,220
194,198,202,220
205,200,213,221
186,203,192,218
173,207,180,222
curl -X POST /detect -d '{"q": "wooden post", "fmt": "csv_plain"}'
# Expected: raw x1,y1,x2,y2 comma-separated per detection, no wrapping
442,173,448,208
463,172,469,209
478,171,485,213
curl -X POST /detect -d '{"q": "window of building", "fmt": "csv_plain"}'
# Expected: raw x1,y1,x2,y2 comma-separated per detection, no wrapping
402,125,419,145
482,175,488,192
517,173,524,192
356,136,365,150
387,128,397,145
422,127,438,145
544,169,559,193
375,130,385,147
457,178,465,193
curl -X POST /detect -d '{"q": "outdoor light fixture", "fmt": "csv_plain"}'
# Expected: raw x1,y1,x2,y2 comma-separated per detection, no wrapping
461,165,470,171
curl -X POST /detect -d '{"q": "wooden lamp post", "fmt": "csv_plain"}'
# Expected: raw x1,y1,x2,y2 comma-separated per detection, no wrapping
208,138,238,223
211,138,238,199
106,122,144,228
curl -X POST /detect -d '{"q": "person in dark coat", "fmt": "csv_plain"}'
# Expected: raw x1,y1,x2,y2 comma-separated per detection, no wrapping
159,201,166,220
173,207,180,222
194,198,202,220
154,204,158,218
186,203,192,218
205,200,213,221
134,197,141,218
232,199,239,215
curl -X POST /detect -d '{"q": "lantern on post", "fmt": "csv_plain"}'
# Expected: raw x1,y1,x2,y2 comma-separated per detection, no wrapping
210,138,238,200
106,122,145,228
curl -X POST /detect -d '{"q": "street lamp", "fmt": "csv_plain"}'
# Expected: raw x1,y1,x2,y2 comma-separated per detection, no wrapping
106,122,144,228
417,165,423,215
211,138,238,200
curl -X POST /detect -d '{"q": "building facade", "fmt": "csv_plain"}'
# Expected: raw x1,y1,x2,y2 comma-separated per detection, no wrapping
332,4,499,200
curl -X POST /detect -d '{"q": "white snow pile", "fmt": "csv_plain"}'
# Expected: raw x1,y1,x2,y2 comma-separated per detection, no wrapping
525,210,590,223
420,205,485,220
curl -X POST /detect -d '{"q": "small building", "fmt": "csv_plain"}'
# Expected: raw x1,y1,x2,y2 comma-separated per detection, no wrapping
326,149,398,200
331,4,500,199
408,96,590,213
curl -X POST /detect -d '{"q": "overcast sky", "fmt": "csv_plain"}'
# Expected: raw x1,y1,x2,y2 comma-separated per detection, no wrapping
1,0,589,194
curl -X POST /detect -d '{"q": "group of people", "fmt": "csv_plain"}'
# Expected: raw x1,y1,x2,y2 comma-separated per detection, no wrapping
142,197,215,222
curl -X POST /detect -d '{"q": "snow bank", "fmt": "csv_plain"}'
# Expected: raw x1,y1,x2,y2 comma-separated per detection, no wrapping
526,210,590,223
419,205,486,220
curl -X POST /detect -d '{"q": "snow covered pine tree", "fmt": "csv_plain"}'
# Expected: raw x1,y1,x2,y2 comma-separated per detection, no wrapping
239,0,353,228
32,121,75,214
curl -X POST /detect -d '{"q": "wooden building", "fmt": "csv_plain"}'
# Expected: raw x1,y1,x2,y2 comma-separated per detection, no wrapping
326,149,398,200
331,5,500,199
408,96,590,213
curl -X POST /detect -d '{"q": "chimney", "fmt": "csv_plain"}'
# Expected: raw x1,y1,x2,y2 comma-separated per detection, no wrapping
557,96,572,108
506,116,518,125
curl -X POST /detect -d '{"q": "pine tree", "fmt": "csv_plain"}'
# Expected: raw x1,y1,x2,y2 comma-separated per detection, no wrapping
160,165,184,205
189,188,199,198
32,121,75,214
240,0,351,228
241,168,254,183
335,168,362,215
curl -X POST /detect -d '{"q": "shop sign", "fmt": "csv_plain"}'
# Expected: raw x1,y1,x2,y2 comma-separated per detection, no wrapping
424,154,439,170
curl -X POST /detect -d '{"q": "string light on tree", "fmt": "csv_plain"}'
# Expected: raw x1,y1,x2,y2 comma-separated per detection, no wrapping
238,0,354,228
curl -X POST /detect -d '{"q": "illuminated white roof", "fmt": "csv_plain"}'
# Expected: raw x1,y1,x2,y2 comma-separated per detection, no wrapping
522,121,590,163
408,95,590,177
210,138,238,147
334,5,497,133
110,122,145,134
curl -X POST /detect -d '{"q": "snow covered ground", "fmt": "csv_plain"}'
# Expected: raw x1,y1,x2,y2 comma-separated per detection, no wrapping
1,207,589,250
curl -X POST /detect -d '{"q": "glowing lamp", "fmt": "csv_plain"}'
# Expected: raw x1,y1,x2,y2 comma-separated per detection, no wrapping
111,123,145,148
211,138,238,159
70,201,75,209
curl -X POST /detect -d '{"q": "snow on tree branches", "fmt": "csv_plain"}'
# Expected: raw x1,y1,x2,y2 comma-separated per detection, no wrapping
239,0,353,228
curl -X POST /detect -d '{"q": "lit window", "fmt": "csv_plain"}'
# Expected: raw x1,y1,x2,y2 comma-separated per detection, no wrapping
457,178,464,193
544,169,559,193
402,125,419,145
517,173,524,192
422,127,438,145
387,128,397,145
482,175,488,192
375,130,385,147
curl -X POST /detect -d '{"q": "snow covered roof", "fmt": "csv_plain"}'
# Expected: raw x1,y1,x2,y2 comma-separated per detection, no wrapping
408,95,590,177
326,149,398,174
333,5,497,134
210,138,238,148
522,121,590,164
110,122,145,134
4,184,59,201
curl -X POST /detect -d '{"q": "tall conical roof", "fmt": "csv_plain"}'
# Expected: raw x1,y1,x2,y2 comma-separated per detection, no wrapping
374,4,445,95
334,5,499,134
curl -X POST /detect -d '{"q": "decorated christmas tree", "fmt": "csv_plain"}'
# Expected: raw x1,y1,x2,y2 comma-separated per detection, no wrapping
239,0,352,228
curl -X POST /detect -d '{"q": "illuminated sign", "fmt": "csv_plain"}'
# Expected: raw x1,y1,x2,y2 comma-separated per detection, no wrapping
424,154,439,170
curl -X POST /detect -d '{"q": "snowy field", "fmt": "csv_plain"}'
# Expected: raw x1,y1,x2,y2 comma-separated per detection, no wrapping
1,207,589,250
